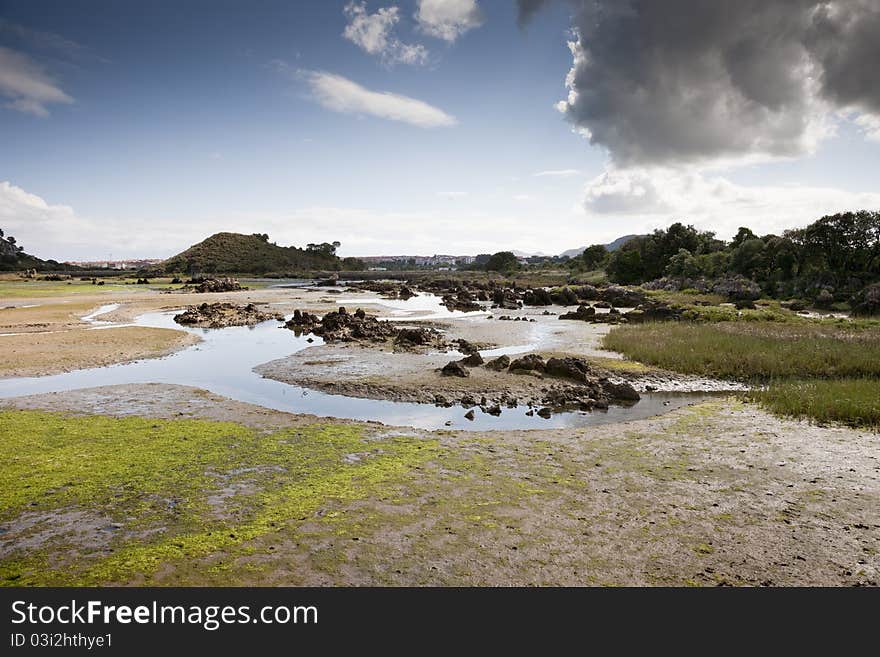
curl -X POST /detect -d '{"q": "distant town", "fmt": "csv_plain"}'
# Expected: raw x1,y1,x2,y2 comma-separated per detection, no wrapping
63,253,576,272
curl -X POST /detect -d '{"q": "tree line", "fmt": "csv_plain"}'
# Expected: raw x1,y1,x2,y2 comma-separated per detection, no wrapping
578,211,879,303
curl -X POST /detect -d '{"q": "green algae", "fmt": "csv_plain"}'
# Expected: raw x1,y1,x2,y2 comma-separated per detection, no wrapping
0,411,438,585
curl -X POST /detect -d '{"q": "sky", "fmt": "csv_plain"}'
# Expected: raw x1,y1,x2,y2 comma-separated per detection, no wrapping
0,0,879,261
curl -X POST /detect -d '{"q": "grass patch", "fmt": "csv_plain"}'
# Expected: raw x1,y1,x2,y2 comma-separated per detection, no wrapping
604,321,880,429
0,411,437,585
603,322,880,380
749,379,880,429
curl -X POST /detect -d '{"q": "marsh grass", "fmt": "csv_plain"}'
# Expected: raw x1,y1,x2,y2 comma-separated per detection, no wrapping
604,321,880,428
749,379,880,429
603,322,880,380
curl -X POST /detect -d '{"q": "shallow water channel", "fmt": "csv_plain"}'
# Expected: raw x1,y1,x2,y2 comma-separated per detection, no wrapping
0,294,719,431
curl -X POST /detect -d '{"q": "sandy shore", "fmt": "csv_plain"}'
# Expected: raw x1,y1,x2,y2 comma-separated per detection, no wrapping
0,282,343,378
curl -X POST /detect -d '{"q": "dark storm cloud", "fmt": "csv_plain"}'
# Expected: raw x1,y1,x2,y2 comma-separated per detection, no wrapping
806,0,880,112
520,0,880,166
515,0,552,26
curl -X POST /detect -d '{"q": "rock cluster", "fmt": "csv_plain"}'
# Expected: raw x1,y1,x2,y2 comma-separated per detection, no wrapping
189,277,245,293
285,307,443,348
174,302,279,328
438,351,641,417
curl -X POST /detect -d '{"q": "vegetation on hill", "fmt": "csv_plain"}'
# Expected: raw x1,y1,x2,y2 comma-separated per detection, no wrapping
0,228,66,271
567,211,879,312
160,233,363,275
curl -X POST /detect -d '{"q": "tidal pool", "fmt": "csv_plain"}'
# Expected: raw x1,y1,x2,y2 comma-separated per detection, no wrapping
0,297,720,431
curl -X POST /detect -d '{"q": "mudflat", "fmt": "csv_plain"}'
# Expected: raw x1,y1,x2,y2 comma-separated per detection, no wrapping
0,278,877,586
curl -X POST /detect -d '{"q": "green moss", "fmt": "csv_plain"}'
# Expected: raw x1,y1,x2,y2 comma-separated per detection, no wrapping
0,411,438,586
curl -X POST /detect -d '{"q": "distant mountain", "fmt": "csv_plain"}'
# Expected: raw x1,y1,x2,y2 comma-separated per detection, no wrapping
510,249,547,258
605,234,643,251
559,234,643,258
160,232,343,275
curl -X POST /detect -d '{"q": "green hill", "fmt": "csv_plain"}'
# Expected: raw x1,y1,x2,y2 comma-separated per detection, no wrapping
0,232,66,271
161,232,344,275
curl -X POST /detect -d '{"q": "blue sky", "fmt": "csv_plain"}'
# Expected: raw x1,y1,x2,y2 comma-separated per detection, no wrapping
1,0,878,261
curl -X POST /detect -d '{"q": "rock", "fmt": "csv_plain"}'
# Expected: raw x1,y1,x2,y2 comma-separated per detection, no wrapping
602,381,641,402
310,307,398,343
285,309,320,332
550,287,579,306
442,292,482,312
508,354,545,374
599,285,647,307
460,394,477,407
536,407,552,418
545,357,591,383
623,299,682,323
522,288,552,306
491,288,521,310
484,355,511,371
191,277,244,293
558,304,597,321
441,360,470,377
459,352,484,367
174,302,275,328
574,284,599,300
483,404,502,416
454,339,479,355
464,410,476,421
434,394,448,406
396,327,437,346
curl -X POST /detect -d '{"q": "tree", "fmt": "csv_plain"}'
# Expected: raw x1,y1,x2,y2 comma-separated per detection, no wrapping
581,244,608,270
606,245,646,284
730,238,767,278
730,226,758,249
484,251,520,273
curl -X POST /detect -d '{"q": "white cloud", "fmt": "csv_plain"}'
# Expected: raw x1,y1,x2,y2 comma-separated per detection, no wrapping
415,0,484,43
303,70,456,128
342,2,429,67
534,169,582,178
5,174,878,263
513,194,534,202
853,112,880,142
437,191,467,199
0,46,73,117
582,167,880,240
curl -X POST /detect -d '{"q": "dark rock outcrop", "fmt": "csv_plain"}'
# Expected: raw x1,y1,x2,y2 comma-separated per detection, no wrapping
484,355,511,371
192,277,244,293
459,352,484,367
441,360,470,377
545,357,591,383
508,354,545,374
174,302,277,328
602,381,641,402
